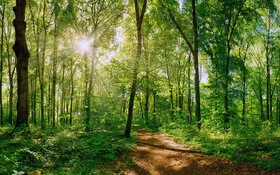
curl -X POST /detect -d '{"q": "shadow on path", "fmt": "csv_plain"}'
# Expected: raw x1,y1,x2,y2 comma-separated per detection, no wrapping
124,128,280,175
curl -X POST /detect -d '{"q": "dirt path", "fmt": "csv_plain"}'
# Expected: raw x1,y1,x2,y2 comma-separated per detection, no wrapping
123,128,280,175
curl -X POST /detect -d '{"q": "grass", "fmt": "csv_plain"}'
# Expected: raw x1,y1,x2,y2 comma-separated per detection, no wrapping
0,124,136,175
158,120,280,171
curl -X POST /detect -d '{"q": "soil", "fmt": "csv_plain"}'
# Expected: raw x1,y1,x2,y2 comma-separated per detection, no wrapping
122,128,280,175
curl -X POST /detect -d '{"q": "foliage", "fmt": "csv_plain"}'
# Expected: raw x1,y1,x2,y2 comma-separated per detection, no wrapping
0,124,135,175
159,120,280,170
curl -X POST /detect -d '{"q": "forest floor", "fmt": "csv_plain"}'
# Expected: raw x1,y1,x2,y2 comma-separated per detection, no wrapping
121,127,280,175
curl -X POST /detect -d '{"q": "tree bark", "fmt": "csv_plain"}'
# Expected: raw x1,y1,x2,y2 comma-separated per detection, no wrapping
0,0,5,126
242,57,246,123
85,35,97,131
266,15,272,121
144,77,150,125
187,53,192,124
40,0,47,129
52,9,58,128
167,65,175,120
124,0,147,138
13,0,30,128
192,0,201,130
70,59,74,125
7,34,16,125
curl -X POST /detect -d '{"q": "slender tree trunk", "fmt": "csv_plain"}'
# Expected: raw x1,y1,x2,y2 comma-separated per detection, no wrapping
13,0,30,128
192,0,201,130
31,78,37,124
178,84,183,118
266,15,272,121
167,65,175,120
85,36,97,131
276,85,279,125
0,1,5,126
121,85,127,114
144,75,150,125
7,26,15,125
52,13,58,128
70,59,74,125
48,74,51,125
242,59,246,123
124,0,147,138
259,78,265,121
187,53,192,124
224,45,230,127
8,52,15,126
40,0,47,129
277,57,280,125
240,45,248,123
153,91,156,116
61,63,65,115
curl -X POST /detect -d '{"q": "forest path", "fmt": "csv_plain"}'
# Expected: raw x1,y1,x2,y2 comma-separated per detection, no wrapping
123,127,279,175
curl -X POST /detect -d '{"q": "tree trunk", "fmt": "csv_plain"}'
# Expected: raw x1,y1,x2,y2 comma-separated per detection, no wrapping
8,51,15,126
40,0,47,129
241,45,248,123
70,59,74,125
0,0,5,126
52,11,58,128
266,16,272,121
124,0,147,138
166,0,200,128
167,65,175,120
85,36,97,131
6,22,15,126
144,78,150,125
61,63,65,115
192,0,201,130
187,53,192,124
242,58,246,123
259,79,265,121
31,78,37,124
13,0,30,128
276,85,279,125
178,84,183,118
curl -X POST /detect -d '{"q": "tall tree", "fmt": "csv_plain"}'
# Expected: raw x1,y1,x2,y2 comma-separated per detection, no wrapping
159,0,201,129
5,4,16,125
0,0,5,126
13,0,31,129
124,0,148,137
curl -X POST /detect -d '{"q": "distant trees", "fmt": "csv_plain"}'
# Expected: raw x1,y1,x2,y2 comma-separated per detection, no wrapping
0,0,279,133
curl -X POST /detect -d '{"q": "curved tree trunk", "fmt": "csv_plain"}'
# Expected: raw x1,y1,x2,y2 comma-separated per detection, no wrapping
124,0,148,138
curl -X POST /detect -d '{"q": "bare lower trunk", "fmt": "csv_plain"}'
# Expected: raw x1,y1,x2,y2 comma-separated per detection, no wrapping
13,0,30,128
187,54,192,124
124,0,147,138
0,1,5,126
192,0,201,130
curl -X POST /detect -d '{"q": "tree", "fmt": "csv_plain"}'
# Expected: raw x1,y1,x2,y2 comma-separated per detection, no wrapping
13,0,31,129
159,0,201,129
4,1,16,125
0,0,5,126
124,0,148,137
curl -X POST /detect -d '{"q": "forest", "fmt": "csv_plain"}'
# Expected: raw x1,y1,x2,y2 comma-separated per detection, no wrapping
0,0,280,174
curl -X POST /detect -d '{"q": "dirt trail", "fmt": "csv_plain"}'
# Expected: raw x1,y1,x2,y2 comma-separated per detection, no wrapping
124,128,280,175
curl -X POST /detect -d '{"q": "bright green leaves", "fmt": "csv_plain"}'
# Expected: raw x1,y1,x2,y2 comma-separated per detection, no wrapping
61,0,76,26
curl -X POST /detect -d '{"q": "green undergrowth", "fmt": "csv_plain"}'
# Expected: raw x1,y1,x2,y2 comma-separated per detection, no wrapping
159,120,280,171
0,124,136,175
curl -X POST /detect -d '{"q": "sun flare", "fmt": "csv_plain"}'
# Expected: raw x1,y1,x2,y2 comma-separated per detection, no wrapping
78,39,90,53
